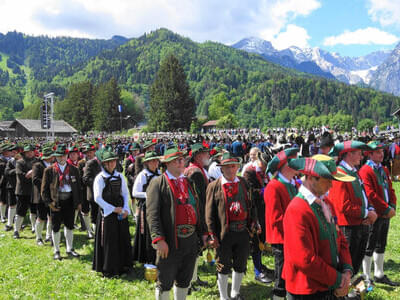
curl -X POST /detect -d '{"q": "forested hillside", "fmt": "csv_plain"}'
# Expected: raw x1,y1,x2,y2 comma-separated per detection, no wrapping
0,28,399,129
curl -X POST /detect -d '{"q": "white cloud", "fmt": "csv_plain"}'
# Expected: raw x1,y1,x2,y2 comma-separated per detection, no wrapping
268,24,311,50
367,0,400,27
323,27,399,46
0,0,321,44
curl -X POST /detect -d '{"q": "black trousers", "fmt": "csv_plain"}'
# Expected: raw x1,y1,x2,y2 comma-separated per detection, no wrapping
216,231,250,274
7,189,16,206
90,201,99,224
272,244,286,297
365,217,390,256
50,197,75,232
288,291,337,300
16,195,36,216
81,197,90,214
36,202,50,221
0,187,7,204
340,225,369,275
157,234,198,291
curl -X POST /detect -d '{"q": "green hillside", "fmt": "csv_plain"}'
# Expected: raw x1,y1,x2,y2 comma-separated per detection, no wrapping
0,28,399,129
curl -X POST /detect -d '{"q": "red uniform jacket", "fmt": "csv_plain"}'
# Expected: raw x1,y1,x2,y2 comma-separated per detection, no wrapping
359,164,396,217
328,167,368,226
283,195,353,295
264,178,295,244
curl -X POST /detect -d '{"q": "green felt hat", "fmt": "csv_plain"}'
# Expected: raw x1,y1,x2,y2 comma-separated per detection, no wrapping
312,154,355,182
266,148,299,174
81,143,96,153
329,141,370,157
210,146,224,157
161,147,184,163
366,141,387,151
41,147,54,160
129,142,140,151
23,144,35,152
53,144,68,157
7,144,17,151
217,152,242,166
189,143,210,157
289,157,355,182
0,144,9,153
97,148,119,163
143,140,157,150
143,151,161,162
67,146,80,153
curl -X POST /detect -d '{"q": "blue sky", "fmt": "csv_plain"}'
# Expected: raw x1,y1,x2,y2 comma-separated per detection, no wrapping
0,0,399,57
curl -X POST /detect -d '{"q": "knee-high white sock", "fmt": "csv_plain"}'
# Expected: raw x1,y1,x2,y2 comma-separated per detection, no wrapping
363,255,373,281
14,215,24,232
64,227,74,252
217,273,229,300
231,271,244,298
191,257,199,282
373,252,385,278
0,204,6,220
173,285,188,300
46,219,52,239
35,220,44,240
83,214,93,235
7,207,16,227
155,288,170,300
52,231,61,253
30,213,37,229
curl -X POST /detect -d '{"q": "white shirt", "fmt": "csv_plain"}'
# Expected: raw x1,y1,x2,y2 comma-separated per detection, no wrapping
208,161,222,181
57,163,72,193
93,169,131,217
221,175,240,186
132,168,160,199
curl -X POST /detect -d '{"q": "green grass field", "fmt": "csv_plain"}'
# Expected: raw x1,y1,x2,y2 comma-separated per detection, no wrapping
1,184,400,299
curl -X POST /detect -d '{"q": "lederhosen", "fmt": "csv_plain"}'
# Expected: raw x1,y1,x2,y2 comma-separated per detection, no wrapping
16,157,36,218
5,158,16,207
0,157,7,205
216,181,250,275
33,161,50,221
51,165,75,233
93,175,132,277
132,170,157,264
156,175,199,291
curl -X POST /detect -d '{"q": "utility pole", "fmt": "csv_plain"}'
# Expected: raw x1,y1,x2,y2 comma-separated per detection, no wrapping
44,92,55,141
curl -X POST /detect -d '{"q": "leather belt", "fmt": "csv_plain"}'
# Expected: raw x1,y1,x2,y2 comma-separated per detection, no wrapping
229,220,247,232
176,225,195,238
58,192,72,201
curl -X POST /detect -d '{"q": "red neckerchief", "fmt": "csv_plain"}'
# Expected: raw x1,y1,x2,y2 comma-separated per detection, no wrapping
165,172,189,204
223,182,239,198
67,158,78,167
53,162,70,187
188,162,208,185
128,155,135,163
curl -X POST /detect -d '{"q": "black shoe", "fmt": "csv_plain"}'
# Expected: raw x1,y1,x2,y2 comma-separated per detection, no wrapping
345,290,361,300
196,276,208,287
37,239,44,246
31,229,35,234
54,251,62,260
255,272,273,284
21,224,26,230
374,275,400,286
261,266,275,277
66,249,80,258
4,225,13,231
190,284,200,292
231,294,244,300
1,218,6,223
13,231,20,239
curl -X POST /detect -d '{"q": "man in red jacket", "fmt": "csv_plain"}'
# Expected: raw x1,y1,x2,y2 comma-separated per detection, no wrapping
264,148,299,300
283,157,355,299
328,141,378,299
359,141,398,287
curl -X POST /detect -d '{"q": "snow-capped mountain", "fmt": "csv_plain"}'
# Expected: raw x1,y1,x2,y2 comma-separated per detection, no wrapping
370,43,400,96
232,37,391,85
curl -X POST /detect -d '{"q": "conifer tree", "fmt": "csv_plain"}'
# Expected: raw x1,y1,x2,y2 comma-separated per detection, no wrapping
149,55,195,131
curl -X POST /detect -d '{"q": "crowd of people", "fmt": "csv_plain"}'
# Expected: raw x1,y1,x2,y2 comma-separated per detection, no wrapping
0,127,399,300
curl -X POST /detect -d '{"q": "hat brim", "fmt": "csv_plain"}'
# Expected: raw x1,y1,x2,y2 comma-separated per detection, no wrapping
53,153,66,157
102,157,119,163
42,155,54,160
161,152,184,163
331,172,355,182
217,157,243,166
143,156,161,162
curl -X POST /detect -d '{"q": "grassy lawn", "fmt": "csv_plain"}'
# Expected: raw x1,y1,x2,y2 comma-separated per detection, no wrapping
1,184,400,299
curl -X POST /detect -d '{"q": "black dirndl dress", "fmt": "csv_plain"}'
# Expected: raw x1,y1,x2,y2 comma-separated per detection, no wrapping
92,175,133,277
132,173,157,264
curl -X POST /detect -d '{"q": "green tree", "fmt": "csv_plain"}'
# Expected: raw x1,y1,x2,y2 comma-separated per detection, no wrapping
357,118,375,133
92,77,121,132
208,92,233,120
217,113,238,129
55,81,95,132
148,54,195,131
